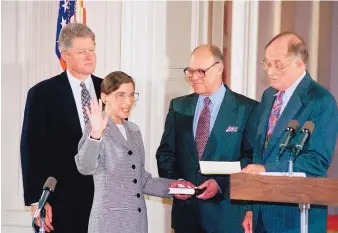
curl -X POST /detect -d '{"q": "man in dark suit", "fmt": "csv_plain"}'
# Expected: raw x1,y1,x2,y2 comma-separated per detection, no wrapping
242,32,338,233
20,23,102,233
156,44,258,233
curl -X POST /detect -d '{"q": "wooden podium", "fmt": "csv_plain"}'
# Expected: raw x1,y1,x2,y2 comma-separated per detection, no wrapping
230,173,338,233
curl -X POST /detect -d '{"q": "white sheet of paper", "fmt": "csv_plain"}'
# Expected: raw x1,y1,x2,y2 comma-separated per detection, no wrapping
258,172,306,177
199,161,241,175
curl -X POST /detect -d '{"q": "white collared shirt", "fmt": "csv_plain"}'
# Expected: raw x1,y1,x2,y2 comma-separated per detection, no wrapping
67,70,98,131
116,124,127,141
276,71,306,116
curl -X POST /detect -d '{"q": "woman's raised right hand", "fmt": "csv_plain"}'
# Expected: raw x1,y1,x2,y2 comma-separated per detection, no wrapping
85,99,109,139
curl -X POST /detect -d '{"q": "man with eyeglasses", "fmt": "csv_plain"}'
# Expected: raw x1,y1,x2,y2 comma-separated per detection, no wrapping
242,32,338,233
156,44,258,233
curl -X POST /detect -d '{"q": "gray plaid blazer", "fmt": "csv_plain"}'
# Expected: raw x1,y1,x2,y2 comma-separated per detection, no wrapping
75,118,172,233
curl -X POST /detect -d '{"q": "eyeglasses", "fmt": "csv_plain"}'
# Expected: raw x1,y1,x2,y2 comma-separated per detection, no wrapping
183,62,219,78
260,56,294,74
114,92,139,103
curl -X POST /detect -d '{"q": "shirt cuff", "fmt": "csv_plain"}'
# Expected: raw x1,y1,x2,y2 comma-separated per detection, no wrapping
88,133,102,142
31,202,38,206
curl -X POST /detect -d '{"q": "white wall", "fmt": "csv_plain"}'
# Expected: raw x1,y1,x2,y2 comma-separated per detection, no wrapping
2,2,60,232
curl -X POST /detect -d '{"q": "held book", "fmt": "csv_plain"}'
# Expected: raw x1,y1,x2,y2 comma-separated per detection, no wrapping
169,187,206,195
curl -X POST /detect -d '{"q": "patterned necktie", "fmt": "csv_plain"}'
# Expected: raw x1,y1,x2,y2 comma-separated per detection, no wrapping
196,97,211,160
265,91,285,147
80,82,91,125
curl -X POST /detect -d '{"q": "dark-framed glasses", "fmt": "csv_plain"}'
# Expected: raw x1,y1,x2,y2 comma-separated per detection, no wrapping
183,62,219,78
114,92,139,103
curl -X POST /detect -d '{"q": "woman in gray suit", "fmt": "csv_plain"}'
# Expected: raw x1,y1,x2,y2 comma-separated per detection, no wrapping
75,71,173,233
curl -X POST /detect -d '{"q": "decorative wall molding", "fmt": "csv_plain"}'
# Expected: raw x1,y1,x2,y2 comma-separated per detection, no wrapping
308,1,320,81
246,1,259,100
230,1,259,98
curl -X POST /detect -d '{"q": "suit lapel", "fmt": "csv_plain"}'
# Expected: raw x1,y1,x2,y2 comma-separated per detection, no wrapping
263,73,311,156
91,75,102,99
182,94,199,160
58,72,82,136
124,121,138,152
106,118,131,150
257,90,277,158
202,88,237,161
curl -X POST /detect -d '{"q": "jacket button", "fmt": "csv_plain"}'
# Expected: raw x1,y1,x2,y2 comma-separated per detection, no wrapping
128,150,133,155
138,208,141,212
133,179,137,184
132,165,136,169
136,193,140,198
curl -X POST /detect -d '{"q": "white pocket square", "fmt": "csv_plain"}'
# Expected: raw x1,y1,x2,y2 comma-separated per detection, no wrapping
225,126,238,132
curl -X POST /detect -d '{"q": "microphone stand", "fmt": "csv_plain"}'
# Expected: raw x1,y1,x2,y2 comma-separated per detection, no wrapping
278,145,294,177
32,206,46,233
32,209,39,233
32,219,39,233
39,207,46,233
290,145,309,233
279,145,309,233
288,146,296,177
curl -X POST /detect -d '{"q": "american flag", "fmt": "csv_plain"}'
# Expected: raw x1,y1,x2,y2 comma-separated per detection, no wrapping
55,0,87,70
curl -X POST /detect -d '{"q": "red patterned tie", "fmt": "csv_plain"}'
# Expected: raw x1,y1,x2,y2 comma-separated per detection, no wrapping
265,91,285,147
196,97,211,160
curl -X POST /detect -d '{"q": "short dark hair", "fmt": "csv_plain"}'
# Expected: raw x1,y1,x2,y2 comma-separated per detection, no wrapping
265,31,309,64
101,71,135,95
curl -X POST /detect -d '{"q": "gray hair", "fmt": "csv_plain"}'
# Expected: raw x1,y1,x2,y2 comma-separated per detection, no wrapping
192,44,224,62
58,23,95,52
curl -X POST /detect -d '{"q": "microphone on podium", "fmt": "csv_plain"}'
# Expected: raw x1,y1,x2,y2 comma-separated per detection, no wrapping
293,121,315,156
279,120,299,156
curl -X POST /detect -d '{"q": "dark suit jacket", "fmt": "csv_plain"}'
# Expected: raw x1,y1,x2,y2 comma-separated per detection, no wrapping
156,85,258,233
20,71,102,233
251,73,338,233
